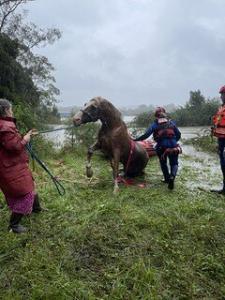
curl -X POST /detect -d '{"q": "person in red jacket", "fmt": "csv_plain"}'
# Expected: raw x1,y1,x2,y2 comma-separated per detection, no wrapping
211,86,225,194
0,98,41,233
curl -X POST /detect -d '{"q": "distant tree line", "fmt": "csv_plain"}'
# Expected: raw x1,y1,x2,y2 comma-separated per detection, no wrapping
133,90,220,127
0,0,61,131
120,103,177,117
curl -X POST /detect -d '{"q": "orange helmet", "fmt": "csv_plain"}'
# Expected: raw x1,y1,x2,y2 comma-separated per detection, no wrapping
154,106,166,117
219,86,225,94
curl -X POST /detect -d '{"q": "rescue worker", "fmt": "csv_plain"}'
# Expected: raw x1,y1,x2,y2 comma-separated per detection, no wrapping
134,107,181,189
0,98,42,233
211,86,225,194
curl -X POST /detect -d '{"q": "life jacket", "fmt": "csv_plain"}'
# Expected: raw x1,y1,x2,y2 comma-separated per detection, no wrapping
153,118,176,141
212,105,225,138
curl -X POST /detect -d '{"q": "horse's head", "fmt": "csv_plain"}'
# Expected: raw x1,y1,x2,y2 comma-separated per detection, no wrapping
73,98,101,126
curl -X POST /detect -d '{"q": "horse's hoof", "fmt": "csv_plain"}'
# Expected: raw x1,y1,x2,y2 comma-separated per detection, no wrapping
86,168,93,178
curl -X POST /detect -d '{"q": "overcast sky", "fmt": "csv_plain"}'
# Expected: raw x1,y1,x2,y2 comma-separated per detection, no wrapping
25,0,225,107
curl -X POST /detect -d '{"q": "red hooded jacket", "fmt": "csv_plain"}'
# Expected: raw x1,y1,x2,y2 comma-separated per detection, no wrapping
0,117,34,198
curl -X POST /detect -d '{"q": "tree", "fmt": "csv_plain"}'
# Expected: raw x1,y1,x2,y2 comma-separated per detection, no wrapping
0,0,61,108
0,33,40,129
0,0,32,32
188,90,205,109
0,0,62,128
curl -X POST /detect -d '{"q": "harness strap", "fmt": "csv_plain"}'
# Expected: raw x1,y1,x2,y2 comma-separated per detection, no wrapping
80,109,93,121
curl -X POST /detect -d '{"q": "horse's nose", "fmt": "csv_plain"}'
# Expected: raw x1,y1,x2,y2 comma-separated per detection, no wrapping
73,116,81,126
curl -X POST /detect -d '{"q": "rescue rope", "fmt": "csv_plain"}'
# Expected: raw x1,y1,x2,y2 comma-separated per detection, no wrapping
36,125,74,135
26,143,66,196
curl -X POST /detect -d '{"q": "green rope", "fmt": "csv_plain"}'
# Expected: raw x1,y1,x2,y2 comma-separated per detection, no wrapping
26,143,66,196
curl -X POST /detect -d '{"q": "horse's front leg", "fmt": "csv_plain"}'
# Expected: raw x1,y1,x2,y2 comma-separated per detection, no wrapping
112,149,120,194
86,141,100,178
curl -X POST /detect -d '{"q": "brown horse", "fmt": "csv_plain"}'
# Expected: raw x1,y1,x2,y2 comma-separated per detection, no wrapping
73,97,154,193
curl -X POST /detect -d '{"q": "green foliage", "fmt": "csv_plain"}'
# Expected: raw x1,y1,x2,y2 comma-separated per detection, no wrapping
0,34,38,103
0,33,61,130
65,123,101,149
185,134,217,153
0,1,62,129
170,90,220,126
1,150,225,299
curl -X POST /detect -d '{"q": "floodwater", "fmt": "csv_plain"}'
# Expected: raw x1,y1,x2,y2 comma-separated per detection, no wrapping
42,124,68,148
44,121,209,146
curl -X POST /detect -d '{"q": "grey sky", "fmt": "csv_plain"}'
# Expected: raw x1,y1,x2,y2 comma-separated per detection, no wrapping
25,0,225,107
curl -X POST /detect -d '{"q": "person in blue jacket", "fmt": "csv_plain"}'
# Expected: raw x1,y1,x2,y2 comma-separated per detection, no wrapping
134,107,181,189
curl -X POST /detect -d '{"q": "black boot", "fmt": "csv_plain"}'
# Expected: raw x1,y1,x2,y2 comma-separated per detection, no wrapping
32,194,42,213
9,213,27,234
161,179,169,183
168,175,175,190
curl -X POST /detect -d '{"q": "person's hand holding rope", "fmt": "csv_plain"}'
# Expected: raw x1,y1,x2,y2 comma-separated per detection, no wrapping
23,129,39,143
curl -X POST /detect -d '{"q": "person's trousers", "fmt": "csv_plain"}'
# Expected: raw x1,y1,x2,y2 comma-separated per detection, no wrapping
218,138,225,188
157,149,179,181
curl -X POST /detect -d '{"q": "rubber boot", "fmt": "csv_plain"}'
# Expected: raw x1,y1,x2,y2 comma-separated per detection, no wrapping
161,179,169,183
168,165,178,190
168,176,174,190
32,194,42,213
9,213,27,234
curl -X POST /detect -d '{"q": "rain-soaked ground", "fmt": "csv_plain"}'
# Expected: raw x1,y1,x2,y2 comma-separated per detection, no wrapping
179,127,221,192
180,143,221,192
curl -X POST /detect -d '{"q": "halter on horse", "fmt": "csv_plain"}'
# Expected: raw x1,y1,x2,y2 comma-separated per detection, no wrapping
73,97,154,193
